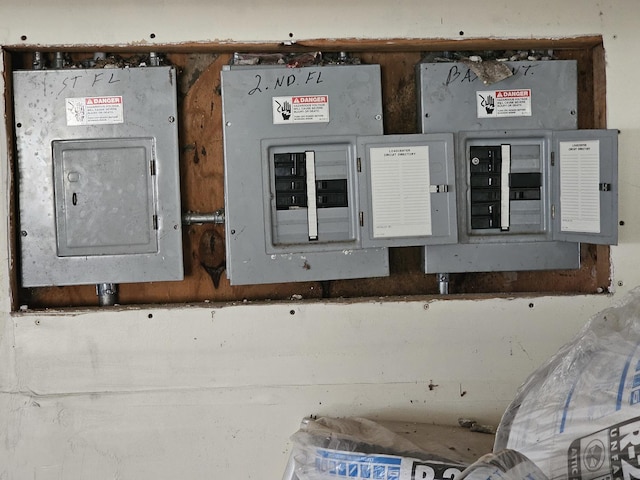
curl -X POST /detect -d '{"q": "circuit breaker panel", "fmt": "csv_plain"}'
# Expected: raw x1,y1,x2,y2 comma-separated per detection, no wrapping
416,60,618,274
221,64,458,285
222,64,387,285
13,66,183,287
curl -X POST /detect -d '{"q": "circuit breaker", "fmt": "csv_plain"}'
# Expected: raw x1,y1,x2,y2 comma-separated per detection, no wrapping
13,65,183,286
221,63,458,285
416,60,618,273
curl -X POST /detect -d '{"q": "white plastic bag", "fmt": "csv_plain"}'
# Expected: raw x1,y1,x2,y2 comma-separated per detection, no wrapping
283,417,467,480
496,288,640,480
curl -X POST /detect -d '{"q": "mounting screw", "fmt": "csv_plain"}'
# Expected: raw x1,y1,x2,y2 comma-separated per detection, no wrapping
21,230,27,237
168,116,175,123
289,309,295,315
150,33,156,39
423,304,429,310
529,303,534,308
16,123,22,128
375,114,382,120
34,319,40,325
618,281,624,287
570,110,576,115
230,229,235,234
226,121,232,127
20,35,27,41
620,220,625,226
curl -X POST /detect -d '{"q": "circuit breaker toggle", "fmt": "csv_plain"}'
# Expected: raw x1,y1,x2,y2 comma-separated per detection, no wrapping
469,145,504,230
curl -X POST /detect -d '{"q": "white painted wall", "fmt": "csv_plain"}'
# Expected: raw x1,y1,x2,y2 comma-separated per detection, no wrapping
1,0,639,478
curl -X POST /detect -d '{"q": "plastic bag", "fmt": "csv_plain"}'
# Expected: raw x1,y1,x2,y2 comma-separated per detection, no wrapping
495,287,640,480
283,417,467,480
457,450,549,480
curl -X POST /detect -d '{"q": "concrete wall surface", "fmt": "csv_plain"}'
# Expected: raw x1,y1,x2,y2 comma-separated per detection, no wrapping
1,1,639,477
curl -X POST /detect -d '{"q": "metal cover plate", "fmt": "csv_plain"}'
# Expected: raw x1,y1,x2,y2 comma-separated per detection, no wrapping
14,66,183,287
417,60,578,133
53,138,157,256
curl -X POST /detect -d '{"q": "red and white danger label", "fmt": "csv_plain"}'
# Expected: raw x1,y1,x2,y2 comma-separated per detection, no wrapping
476,89,532,118
273,95,330,124
66,96,124,126
495,90,530,99
85,96,123,105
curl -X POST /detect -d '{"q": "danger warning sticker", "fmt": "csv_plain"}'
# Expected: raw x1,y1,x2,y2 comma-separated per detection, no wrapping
476,89,532,118
272,95,330,125
66,96,124,126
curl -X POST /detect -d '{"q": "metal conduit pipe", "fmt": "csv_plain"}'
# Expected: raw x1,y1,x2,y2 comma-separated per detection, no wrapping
97,283,118,307
182,210,225,225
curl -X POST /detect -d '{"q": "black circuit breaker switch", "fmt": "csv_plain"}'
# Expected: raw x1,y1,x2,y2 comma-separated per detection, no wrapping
273,150,350,242
509,173,542,200
317,179,348,208
274,153,349,211
469,145,503,230
469,144,512,231
274,152,308,210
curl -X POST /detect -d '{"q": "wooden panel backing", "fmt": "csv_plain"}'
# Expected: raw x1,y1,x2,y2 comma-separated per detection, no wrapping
5,38,611,309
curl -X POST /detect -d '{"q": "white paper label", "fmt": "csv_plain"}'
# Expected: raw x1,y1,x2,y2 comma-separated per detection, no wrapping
560,140,601,233
477,89,532,118
66,96,124,126
272,95,329,124
369,146,432,238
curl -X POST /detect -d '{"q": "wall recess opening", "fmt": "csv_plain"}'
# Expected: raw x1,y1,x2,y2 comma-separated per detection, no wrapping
3,36,611,309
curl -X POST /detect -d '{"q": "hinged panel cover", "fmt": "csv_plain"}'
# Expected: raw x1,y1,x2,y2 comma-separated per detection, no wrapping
53,138,158,257
551,129,618,244
357,134,457,248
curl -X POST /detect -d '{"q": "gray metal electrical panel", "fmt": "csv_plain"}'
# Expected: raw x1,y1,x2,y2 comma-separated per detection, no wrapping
423,128,618,274
417,59,618,274
13,66,183,287
221,63,461,285
221,64,388,285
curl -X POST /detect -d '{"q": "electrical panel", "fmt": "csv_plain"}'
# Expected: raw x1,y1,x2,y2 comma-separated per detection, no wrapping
13,66,183,287
417,60,618,274
221,63,460,285
425,129,617,273
221,64,386,285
